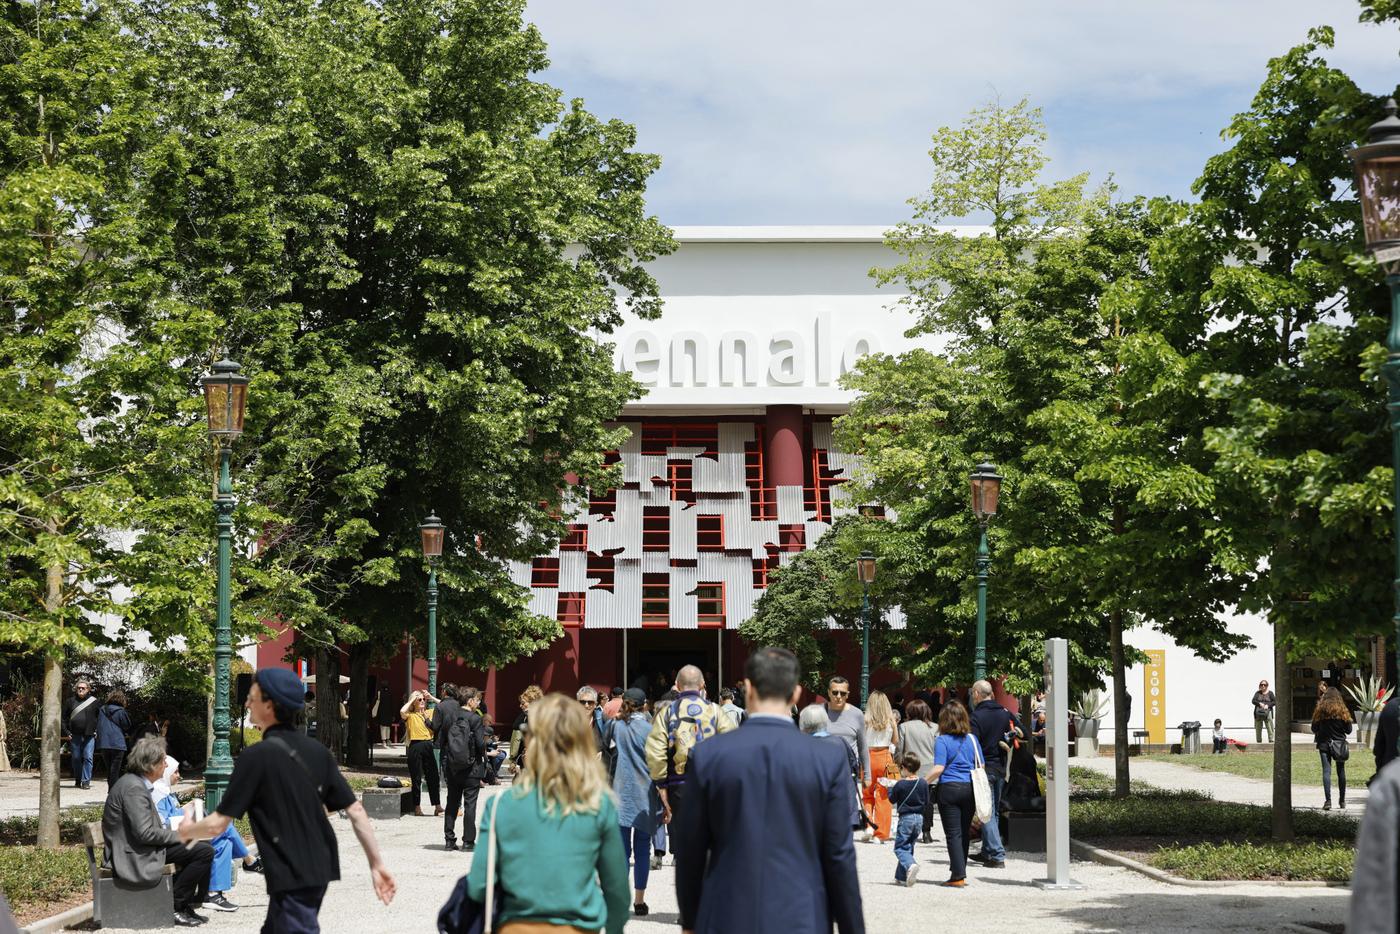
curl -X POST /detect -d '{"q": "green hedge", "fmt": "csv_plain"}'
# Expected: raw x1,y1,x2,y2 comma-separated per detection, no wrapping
1071,791,1357,841
0,847,88,914
0,805,105,847
1151,841,1354,882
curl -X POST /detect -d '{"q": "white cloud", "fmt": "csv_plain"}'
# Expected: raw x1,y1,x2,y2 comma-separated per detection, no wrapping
525,0,1399,223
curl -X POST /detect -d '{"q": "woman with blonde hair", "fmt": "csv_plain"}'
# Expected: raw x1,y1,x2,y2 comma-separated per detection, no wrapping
509,685,544,770
1312,687,1354,810
465,693,628,934
861,690,899,842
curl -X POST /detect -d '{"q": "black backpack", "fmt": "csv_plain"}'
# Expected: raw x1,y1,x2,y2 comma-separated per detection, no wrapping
445,710,479,773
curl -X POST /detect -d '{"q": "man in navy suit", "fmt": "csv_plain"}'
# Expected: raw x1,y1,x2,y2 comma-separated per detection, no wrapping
675,647,864,934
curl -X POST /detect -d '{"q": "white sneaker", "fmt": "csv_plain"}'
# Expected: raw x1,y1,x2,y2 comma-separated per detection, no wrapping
905,864,919,887
860,829,874,843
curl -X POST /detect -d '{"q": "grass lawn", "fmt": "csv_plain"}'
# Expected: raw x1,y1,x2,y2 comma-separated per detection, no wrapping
1141,745,1376,787
1067,766,1360,882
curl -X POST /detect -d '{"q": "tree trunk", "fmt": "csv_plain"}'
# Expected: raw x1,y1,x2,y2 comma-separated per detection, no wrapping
38,650,62,849
37,549,64,849
1109,607,1130,798
1271,618,1294,842
346,643,370,768
315,647,342,762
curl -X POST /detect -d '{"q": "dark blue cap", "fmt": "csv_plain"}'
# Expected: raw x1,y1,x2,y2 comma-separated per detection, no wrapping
255,668,305,711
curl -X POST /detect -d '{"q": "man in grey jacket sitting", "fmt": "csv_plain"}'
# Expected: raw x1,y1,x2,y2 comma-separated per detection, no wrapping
101,735,215,927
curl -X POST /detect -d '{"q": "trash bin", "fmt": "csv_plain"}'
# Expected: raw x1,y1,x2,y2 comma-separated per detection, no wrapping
1179,721,1202,755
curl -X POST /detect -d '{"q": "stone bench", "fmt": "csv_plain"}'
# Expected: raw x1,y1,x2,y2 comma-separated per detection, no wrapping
1003,810,1046,854
361,785,411,819
82,821,175,929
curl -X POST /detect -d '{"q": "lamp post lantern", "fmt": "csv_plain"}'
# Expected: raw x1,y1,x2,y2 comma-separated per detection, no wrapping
856,550,876,706
1352,98,1400,679
969,461,1002,682
199,359,249,814
419,513,445,704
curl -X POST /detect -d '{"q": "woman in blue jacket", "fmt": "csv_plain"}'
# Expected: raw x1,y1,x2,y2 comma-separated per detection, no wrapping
95,690,132,786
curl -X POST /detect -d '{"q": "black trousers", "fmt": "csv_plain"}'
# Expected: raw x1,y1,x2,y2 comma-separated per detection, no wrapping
921,784,937,836
444,770,481,845
936,781,974,881
407,740,440,809
101,748,125,785
261,885,326,934
165,841,214,912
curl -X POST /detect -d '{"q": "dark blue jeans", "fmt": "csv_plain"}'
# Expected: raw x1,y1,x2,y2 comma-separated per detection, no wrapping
1319,748,1347,804
936,781,974,881
261,885,327,934
70,734,94,785
620,825,651,891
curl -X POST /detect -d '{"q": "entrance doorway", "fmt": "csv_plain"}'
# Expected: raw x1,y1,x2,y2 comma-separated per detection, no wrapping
627,629,723,701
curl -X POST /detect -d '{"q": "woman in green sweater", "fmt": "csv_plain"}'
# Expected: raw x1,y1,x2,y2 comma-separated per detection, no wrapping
467,692,629,934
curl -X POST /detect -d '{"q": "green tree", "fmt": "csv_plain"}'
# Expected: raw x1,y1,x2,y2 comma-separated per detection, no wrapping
741,517,912,694
1166,29,1389,839
123,0,672,762
842,100,1246,797
0,0,178,846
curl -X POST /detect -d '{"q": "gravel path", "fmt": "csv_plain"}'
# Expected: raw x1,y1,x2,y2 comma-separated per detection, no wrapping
1073,753,1370,812
85,783,1352,934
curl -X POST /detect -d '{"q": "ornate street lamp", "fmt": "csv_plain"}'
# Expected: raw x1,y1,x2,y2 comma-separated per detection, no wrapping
198,359,249,814
419,513,445,704
856,551,876,706
969,462,1002,682
1352,98,1400,681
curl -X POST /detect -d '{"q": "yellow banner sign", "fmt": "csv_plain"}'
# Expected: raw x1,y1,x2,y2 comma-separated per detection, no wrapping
1143,649,1166,745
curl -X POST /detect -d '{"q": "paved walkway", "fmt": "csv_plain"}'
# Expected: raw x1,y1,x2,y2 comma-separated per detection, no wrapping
0,771,113,819
1074,754,1370,812
84,784,1351,934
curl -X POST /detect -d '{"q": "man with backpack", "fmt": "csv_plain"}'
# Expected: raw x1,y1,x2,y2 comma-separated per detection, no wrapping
645,665,736,837
968,679,1016,869
439,685,488,852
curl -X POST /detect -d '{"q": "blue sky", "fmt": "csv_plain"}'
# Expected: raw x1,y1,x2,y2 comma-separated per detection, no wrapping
524,1,1398,226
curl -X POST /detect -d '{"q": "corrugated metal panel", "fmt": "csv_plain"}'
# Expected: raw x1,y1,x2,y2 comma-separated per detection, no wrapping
776,484,806,525
586,588,625,630
528,587,558,619
671,500,698,560
694,455,745,493
830,483,857,518
586,512,620,554
812,421,834,450
641,552,671,574
714,498,754,553
629,454,669,489
615,489,644,558
667,446,706,460
752,520,780,556
613,559,643,629
671,566,699,630
806,521,832,547
507,559,533,588
558,552,587,592
733,582,760,630
823,606,907,631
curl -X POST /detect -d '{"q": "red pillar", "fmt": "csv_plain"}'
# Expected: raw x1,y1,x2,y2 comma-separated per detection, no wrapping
765,405,805,487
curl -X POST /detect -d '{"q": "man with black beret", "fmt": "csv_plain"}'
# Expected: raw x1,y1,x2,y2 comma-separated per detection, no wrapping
178,668,396,932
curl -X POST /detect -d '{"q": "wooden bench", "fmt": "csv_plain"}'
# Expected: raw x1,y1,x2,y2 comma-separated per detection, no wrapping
82,821,175,929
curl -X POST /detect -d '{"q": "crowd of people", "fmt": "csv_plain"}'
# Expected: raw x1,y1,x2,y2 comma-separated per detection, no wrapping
88,656,1400,934
90,655,1048,932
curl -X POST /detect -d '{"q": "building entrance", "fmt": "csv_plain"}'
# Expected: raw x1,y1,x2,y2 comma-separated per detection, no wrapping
627,629,724,701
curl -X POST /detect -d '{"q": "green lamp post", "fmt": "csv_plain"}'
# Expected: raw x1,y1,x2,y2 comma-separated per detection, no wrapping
856,550,876,707
969,462,1002,683
1351,98,1400,682
199,359,249,814
419,513,445,705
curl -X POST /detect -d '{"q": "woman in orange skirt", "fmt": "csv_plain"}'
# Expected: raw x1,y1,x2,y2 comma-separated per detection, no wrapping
861,691,899,842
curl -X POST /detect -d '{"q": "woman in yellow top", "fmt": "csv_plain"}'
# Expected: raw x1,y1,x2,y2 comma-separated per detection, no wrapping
401,690,443,817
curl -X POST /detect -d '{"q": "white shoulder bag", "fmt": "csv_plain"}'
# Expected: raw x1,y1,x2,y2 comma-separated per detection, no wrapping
968,736,994,825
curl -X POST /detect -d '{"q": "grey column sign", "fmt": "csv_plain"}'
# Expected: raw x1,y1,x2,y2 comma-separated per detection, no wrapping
1034,637,1083,890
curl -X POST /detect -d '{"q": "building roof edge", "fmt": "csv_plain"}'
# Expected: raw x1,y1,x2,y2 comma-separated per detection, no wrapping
667,225,992,242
